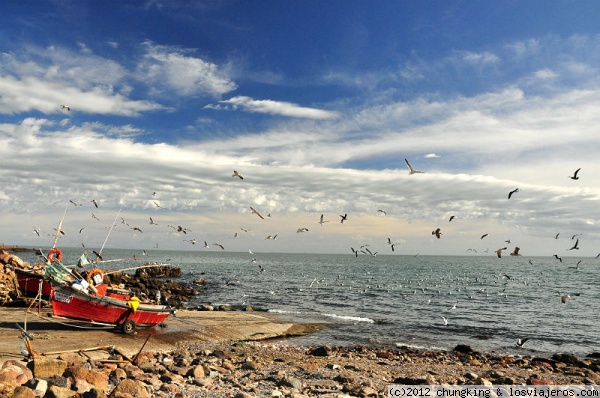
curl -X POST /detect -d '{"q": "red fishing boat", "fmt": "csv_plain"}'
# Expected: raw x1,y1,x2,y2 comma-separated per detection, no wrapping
15,268,53,297
15,267,132,301
51,284,174,334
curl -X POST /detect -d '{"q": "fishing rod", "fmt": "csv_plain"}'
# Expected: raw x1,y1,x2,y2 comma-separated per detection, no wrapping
96,205,123,261
52,204,69,249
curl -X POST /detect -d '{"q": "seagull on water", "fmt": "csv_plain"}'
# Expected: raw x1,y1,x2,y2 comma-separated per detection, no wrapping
405,158,424,174
442,316,449,326
508,188,519,199
516,338,529,348
569,168,581,180
232,170,243,180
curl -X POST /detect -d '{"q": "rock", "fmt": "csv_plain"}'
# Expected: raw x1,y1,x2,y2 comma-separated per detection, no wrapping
280,375,303,390
234,393,255,398
13,386,35,398
552,353,580,366
198,304,214,311
454,344,475,354
32,358,67,379
111,379,150,398
46,385,78,397
24,378,47,397
187,364,205,378
309,346,330,357
527,376,555,385
2,359,33,383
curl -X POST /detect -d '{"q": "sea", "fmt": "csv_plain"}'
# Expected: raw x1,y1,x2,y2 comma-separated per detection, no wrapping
17,248,600,357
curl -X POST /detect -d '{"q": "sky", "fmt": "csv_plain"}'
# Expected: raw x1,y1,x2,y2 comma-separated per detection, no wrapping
2,1,600,258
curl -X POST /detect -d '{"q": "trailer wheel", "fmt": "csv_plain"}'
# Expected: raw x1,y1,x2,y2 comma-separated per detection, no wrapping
121,320,136,335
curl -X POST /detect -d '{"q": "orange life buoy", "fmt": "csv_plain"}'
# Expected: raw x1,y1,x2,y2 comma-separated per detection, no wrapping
87,268,104,285
47,248,63,263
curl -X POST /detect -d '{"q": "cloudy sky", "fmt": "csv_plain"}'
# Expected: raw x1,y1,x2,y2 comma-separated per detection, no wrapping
2,1,600,257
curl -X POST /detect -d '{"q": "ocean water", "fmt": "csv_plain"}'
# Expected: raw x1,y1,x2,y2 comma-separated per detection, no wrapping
18,249,600,356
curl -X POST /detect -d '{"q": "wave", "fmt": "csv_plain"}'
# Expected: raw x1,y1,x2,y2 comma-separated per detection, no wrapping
321,313,375,323
268,309,375,323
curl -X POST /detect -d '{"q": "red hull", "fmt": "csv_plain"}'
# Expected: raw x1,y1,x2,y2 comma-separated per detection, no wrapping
51,285,173,330
16,269,53,297
16,270,131,300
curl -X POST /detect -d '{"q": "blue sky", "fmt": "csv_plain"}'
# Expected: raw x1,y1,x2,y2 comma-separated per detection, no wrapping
2,1,600,259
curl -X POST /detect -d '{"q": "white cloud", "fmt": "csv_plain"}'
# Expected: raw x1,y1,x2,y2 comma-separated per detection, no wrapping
207,96,340,120
138,42,237,97
0,75,162,116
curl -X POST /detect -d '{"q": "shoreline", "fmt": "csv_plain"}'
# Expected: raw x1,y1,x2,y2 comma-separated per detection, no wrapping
0,308,599,396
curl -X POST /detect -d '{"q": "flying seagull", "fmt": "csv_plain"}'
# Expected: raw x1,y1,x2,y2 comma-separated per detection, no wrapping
480,233,489,239
61,105,70,111
91,213,100,221
495,247,508,258
149,217,158,225
177,226,190,234
232,170,244,179
569,168,581,180
339,214,348,223
554,233,560,239
297,227,309,233
377,209,387,216
508,188,520,199
250,207,265,220
510,247,521,256
69,200,81,206
448,215,455,222
91,199,98,208
213,243,225,250
405,158,424,175
153,201,163,208
432,228,442,239
319,214,329,226
132,227,143,233
568,239,580,251
553,254,563,263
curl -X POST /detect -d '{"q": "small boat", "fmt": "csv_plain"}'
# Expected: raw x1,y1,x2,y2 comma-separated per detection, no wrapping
15,267,132,301
51,284,174,334
38,248,173,334
15,268,53,298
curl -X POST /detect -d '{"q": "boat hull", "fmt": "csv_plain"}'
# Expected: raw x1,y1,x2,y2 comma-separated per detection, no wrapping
15,269,53,297
51,285,173,331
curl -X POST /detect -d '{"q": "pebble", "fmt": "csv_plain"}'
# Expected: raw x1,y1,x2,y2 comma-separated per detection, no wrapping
1,342,598,397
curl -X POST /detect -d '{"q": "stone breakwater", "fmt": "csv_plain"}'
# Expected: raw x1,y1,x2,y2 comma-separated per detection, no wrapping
1,343,600,397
